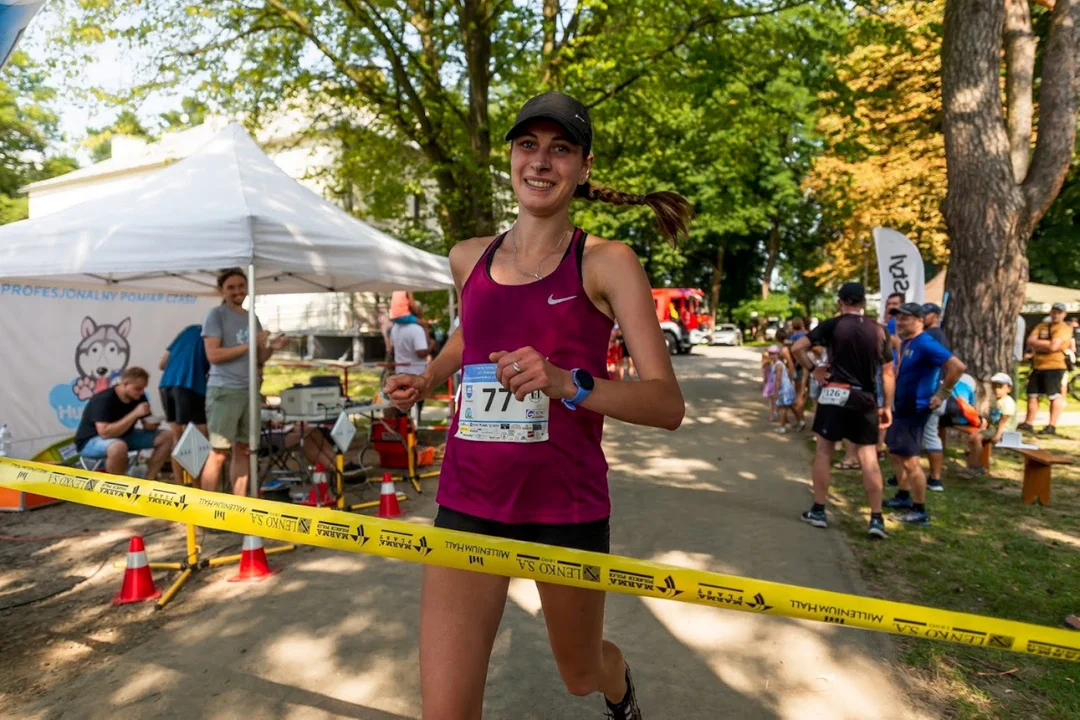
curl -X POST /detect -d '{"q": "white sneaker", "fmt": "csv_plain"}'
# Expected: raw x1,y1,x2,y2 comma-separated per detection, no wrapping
774,426,788,434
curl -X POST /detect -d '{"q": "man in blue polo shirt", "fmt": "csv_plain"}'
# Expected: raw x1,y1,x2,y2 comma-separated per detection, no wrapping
883,303,966,526
159,324,211,440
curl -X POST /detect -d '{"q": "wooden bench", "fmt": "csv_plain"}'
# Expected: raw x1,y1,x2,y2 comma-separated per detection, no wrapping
1004,448,1073,505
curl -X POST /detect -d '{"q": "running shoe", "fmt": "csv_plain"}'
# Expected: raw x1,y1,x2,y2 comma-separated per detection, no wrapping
1038,425,1058,436
883,494,913,510
894,509,931,526
868,517,888,539
774,426,788,434
800,507,827,528
927,478,944,492
1016,422,1034,433
794,421,806,432
605,664,641,720
886,475,898,487
958,466,987,478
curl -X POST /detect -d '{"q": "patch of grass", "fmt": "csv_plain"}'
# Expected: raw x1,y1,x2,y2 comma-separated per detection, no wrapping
825,433,1080,719
261,364,381,400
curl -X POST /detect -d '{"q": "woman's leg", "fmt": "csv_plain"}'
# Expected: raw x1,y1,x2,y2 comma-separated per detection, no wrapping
535,583,628,702
420,566,510,720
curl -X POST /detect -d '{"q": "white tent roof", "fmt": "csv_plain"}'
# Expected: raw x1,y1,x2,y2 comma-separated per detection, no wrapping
0,122,453,294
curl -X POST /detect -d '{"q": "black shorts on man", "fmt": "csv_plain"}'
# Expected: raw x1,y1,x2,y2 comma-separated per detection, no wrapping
812,388,879,446
1027,368,1065,399
162,386,208,426
886,409,931,457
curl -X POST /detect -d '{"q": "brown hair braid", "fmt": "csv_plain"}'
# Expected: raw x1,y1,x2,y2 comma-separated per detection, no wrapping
574,182,692,246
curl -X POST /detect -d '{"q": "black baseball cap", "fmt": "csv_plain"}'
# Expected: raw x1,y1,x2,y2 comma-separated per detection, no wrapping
921,303,942,316
838,282,865,304
896,302,924,319
505,91,592,155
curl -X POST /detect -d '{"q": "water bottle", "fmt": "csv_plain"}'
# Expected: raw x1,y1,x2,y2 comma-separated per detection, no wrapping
0,424,11,458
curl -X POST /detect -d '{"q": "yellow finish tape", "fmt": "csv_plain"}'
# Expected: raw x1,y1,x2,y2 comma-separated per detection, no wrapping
1,457,1077,663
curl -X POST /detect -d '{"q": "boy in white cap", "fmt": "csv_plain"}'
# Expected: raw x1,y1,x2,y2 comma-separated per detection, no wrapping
963,372,1017,475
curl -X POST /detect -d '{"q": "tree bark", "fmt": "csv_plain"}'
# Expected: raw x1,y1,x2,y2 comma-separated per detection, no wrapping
459,0,496,239
941,0,1078,391
761,219,781,299
1003,0,1035,183
710,240,725,323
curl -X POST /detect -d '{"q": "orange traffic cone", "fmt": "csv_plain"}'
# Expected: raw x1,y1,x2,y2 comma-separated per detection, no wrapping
228,535,281,582
113,536,162,605
300,462,336,507
378,472,402,518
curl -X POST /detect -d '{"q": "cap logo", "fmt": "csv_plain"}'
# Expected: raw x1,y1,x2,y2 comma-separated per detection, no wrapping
575,114,586,124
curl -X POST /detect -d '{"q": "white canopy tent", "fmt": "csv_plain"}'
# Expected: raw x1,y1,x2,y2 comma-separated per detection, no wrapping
0,122,453,488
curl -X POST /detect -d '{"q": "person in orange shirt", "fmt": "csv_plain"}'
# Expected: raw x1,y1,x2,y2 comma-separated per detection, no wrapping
390,290,420,324
1017,302,1073,435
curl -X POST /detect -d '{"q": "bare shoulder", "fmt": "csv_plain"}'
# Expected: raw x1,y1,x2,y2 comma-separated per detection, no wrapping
449,235,499,285
582,233,641,270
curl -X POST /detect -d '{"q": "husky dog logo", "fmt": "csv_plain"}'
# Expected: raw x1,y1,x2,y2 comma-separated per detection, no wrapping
72,316,132,400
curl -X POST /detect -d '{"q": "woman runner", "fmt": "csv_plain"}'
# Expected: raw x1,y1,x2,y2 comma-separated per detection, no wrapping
385,91,689,719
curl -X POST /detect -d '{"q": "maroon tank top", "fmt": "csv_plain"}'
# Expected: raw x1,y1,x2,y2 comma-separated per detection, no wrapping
437,228,614,524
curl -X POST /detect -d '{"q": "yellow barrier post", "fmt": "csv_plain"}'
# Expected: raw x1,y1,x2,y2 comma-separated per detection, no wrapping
1,457,1077,662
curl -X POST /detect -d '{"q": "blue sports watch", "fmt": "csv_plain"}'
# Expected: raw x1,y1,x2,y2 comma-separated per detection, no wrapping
562,368,594,411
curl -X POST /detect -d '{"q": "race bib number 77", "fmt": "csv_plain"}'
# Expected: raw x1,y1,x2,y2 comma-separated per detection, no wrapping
456,363,549,443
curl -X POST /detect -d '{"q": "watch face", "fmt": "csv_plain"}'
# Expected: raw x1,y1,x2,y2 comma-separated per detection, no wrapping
575,368,595,391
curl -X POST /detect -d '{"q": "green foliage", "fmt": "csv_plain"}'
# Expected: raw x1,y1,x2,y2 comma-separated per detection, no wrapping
1029,157,1080,288
159,96,209,132
0,51,77,225
732,293,796,326
84,108,154,163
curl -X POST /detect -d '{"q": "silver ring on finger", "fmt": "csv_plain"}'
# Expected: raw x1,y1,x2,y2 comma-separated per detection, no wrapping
512,361,523,373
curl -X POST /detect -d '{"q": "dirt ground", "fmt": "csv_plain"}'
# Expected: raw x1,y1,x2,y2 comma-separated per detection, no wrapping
0,347,943,719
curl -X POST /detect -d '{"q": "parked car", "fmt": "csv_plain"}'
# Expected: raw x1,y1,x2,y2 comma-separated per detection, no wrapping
712,323,742,346
764,319,781,341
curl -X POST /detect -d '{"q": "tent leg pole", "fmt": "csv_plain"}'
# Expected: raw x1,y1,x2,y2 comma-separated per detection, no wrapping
248,263,259,498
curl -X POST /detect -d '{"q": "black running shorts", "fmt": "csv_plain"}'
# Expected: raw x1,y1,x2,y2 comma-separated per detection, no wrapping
434,505,610,554
812,388,879,446
162,387,208,426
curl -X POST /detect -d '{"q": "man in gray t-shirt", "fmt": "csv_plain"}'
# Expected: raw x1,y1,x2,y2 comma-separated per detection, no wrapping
203,303,263,388
199,269,287,497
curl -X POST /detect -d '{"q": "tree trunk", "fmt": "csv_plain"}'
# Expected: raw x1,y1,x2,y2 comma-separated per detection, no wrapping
1004,0,1035,183
942,0,1078,391
460,0,496,239
761,220,780,300
942,0,1030,386
710,240,725,323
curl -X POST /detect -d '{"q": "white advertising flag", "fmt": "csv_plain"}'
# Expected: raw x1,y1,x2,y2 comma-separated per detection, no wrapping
873,227,925,316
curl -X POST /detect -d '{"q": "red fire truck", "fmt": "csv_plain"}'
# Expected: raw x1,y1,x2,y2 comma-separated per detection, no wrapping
651,288,712,355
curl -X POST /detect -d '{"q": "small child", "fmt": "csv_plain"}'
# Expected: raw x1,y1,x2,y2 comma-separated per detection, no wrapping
770,346,796,432
762,348,777,420
964,372,1017,474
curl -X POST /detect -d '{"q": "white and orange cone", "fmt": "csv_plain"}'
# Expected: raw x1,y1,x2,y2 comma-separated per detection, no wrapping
113,536,162,605
300,462,336,507
228,535,281,583
378,472,402,518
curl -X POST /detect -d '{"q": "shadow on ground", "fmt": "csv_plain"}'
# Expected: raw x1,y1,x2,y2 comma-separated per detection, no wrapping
0,347,933,719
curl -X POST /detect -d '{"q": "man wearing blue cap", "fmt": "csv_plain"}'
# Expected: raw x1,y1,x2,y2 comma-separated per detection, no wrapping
883,303,966,526
920,302,949,492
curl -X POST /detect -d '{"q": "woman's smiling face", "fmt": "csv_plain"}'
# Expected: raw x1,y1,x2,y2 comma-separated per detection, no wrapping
510,120,592,216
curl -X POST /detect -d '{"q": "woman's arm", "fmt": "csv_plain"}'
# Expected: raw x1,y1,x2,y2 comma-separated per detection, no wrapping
494,240,684,431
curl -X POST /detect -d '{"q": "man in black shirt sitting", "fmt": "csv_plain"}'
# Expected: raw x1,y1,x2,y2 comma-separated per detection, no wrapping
792,283,894,539
74,367,175,479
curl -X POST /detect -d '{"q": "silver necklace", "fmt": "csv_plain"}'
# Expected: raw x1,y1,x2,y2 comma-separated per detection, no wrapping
510,225,571,280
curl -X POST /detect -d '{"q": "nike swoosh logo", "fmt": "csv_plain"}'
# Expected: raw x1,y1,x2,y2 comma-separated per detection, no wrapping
548,294,577,305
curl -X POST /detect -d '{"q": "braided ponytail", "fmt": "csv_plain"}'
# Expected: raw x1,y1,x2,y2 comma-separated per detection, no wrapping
574,182,692,247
